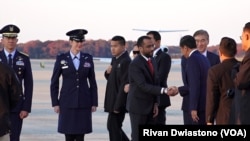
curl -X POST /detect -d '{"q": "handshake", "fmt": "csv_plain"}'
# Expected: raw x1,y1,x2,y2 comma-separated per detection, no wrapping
164,86,179,96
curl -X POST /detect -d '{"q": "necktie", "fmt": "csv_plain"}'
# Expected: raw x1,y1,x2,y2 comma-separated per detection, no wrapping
73,56,79,70
8,54,13,67
147,58,154,76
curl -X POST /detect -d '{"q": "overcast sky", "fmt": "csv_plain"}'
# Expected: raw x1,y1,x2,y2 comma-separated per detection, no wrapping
0,0,249,46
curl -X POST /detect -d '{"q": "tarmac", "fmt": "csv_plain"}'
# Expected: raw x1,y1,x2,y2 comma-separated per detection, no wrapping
20,59,184,141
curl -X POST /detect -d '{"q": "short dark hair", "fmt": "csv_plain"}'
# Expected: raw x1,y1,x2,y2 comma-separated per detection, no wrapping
219,37,237,57
179,35,196,49
137,36,151,47
146,31,161,41
243,22,250,33
111,35,126,46
193,29,209,40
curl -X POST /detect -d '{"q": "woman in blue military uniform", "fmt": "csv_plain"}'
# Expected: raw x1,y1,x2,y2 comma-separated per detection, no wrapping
50,29,98,141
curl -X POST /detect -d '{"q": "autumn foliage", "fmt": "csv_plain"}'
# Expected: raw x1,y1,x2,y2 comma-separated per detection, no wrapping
0,39,244,59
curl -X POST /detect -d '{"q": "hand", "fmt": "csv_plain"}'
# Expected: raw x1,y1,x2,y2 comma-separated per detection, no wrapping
54,106,60,113
191,110,199,123
153,103,159,118
207,122,213,125
92,106,97,112
167,86,178,96
106,65,112,74
124,84,130,93
19,111,29,119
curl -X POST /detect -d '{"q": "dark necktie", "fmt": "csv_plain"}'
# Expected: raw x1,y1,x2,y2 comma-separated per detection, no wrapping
147,58,154,76
8,54,13,67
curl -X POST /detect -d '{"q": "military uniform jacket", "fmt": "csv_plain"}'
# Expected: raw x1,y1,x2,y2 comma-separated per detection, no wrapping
0,50,33,112
104,51,131,112
50,52,98,108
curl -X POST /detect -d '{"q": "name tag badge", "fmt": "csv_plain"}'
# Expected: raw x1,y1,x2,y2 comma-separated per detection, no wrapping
84,62,91,68
62,66,68,69
16,60,24,66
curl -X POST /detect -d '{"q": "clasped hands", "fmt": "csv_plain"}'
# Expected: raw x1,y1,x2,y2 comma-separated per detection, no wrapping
165,86,179,96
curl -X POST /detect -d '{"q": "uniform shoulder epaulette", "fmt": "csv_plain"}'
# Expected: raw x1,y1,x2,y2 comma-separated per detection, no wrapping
19,51,29,56
84,53,90,56
83,53,92,57
57,53,65,56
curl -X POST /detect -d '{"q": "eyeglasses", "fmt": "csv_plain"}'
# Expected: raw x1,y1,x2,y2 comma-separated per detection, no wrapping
133,51,140,55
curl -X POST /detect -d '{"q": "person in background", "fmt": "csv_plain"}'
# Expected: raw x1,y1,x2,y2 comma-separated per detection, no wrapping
129,43,139,60
104,35,130,141
0,24,33,141
0,62,21,141
234,22,250,124
168,35,210,125
50,29,98,141
146,31,171,125
193,29,220,66
126,43,140,93
206,37,239,125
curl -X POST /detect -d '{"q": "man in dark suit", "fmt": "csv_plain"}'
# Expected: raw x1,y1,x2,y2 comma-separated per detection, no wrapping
126,36,170,141
50,29,98,141
146,31,171,125
0,62,21,141
193,29,220,66
170,35,210,125
179,30,220,124
104,36,130,141
0,24,33,141
234,22,250,124
206,37,239,125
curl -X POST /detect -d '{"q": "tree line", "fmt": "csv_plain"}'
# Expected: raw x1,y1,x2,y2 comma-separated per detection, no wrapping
0,39,244,59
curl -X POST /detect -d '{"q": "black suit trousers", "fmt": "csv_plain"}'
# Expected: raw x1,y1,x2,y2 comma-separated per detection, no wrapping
129,112,155,141
107,112,129,141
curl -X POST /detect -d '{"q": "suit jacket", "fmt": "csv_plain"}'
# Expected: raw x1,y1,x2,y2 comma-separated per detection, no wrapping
126,54,162,115
104,51,131,112
207,51,220,66
0,50,33,113
50,52,98,108
206,58,239,124
179,50,210,113
180,51,219,111
154,49,171,107
234,49,250,124
179,56,189,111
0,62,21,136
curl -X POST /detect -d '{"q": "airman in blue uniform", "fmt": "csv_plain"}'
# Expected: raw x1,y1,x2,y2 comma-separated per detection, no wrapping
50,29,98,141
0,24,33,141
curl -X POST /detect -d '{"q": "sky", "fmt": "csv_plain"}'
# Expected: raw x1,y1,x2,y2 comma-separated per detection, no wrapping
0,0,249,46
